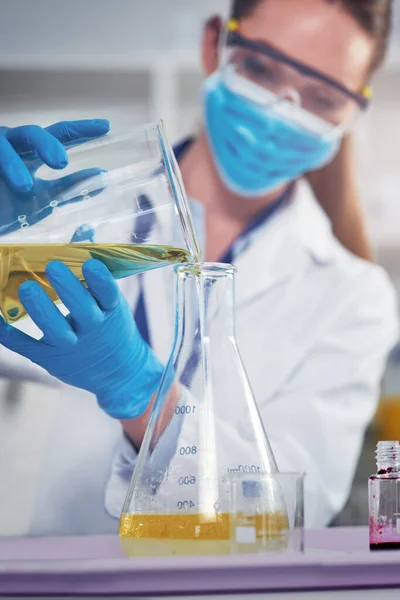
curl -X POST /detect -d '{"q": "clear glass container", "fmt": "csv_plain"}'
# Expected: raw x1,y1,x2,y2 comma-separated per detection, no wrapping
0,121,200,323
369,440,400,550
229,472,304,554
120,262,281,557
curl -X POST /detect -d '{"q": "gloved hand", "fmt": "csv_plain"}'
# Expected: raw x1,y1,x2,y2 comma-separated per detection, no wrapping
0,259,164,419
0,120,110,235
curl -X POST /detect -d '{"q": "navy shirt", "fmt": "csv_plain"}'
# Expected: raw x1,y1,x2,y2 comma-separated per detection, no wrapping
134,138,293,346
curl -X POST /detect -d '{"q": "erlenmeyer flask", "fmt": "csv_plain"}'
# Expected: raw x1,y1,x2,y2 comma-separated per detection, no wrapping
0,121,200,324
120,263,286,557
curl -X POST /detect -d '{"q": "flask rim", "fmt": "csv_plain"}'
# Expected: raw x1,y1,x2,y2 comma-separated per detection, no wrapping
175,262,236,277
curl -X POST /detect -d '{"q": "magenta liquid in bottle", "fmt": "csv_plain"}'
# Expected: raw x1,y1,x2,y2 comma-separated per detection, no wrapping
369,440,400,550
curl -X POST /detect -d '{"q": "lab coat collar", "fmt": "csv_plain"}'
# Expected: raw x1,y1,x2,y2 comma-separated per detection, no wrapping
234,179,336,308
293,179,336,265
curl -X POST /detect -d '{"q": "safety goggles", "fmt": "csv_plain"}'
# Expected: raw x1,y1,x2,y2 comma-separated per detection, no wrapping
219,20,372,134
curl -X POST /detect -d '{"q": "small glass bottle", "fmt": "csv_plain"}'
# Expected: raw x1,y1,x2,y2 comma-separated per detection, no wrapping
369,440,400,550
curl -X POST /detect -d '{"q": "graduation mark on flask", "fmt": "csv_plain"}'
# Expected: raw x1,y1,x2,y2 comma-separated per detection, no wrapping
178,476,196,485
228,465,262,474
179,445,198,455
175,405,196,415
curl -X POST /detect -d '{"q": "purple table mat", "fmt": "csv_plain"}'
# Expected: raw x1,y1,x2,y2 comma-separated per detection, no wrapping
0,527,400,596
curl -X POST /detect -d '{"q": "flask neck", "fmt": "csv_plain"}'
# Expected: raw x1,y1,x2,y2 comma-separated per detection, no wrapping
375,441,400,474
175,263,236,339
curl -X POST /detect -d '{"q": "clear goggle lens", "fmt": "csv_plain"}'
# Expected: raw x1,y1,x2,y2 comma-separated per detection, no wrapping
222,66,340,139
219,25,370,135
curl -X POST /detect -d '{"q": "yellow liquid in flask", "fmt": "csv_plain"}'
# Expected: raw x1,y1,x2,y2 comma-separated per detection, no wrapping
0,243,191,323
119,512,289,557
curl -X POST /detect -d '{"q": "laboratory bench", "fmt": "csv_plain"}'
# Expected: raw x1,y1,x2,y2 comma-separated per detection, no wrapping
0,527,400,599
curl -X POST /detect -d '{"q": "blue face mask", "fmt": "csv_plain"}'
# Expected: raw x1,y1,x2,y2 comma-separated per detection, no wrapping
203,71,341,198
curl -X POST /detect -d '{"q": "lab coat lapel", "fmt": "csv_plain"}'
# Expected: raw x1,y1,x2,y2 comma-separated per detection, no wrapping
138,188,181,363
141,263,176,365
234,180,334,309
234,207,301,309
143,267,175,364
234,181,338,404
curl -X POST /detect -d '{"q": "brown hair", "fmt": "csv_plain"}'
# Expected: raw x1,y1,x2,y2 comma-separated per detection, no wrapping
231,0,393,74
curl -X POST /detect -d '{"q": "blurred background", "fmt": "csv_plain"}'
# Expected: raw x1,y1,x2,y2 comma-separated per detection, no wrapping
0,0,400,534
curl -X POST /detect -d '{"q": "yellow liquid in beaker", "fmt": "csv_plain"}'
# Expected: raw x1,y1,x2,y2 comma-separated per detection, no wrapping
0,243,191,323
119,512,289,557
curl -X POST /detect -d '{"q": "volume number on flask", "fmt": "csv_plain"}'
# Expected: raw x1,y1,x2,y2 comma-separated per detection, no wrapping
175,405,196,415
179,446,197,455
228,465,261,474
177,500,196,510
179,476,196,485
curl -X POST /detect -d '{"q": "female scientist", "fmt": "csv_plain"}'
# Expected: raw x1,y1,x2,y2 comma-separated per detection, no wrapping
0,0,397,534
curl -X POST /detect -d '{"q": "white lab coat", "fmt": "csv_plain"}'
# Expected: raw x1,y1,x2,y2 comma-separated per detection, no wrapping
2,179,398,535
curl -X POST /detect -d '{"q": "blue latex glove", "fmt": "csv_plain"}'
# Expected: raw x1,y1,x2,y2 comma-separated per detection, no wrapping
0,120,110,235
0,260,164,419
70,224,96,243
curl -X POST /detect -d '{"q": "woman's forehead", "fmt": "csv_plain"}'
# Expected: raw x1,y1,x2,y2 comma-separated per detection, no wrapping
237,0,375,90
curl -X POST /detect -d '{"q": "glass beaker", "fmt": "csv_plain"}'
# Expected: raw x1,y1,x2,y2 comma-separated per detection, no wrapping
0,121,200,323
229,472,304,554
119,263,282,558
